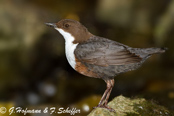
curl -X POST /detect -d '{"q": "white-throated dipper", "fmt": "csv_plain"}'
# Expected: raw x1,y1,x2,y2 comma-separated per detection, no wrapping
46,19,167,112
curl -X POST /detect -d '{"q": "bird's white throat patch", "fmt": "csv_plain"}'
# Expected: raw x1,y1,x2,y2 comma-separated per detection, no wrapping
55,28,78,69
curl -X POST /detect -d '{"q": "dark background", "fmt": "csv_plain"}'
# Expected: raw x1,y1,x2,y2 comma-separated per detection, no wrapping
0,0,174,115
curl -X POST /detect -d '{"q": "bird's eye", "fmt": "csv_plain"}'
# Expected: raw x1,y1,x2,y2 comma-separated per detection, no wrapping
64,24,70,28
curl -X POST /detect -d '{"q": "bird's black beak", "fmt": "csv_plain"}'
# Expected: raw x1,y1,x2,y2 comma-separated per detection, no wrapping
45,23,57,28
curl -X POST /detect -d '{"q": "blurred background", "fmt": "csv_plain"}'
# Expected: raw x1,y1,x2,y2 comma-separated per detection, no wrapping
0,0,174,115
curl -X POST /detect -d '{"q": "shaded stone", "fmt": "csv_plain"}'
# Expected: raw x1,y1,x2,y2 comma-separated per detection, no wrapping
88,95,172,116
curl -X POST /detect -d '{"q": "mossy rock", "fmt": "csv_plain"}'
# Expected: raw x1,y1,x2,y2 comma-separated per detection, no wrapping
88,95,173,116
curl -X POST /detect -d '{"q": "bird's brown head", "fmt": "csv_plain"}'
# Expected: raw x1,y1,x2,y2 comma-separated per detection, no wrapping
46,19,93,43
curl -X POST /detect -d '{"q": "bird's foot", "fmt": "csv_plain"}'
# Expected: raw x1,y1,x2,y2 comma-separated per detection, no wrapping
93,104,115,112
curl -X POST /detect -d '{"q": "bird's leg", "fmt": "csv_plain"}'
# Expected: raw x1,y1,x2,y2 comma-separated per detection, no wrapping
104,79,114,105
101,79,115,112
93,83,110,109
94,79,115,112
97,84,111,106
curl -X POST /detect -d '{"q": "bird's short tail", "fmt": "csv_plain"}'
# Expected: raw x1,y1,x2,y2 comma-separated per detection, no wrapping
143,47,168,55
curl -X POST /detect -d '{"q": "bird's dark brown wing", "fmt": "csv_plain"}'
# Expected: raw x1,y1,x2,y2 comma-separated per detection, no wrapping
74,36,142,67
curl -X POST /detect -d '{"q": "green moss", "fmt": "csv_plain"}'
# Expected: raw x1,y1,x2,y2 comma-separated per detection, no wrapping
88,95,173,116
132,100,171,116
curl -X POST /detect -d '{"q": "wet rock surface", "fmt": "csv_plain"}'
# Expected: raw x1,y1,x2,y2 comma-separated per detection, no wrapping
88,95,173,116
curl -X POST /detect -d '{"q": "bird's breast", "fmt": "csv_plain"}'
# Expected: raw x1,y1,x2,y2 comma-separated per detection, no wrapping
65,41,78,69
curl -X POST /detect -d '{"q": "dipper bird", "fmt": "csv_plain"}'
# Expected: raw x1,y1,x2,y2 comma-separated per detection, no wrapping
46,19,166,112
